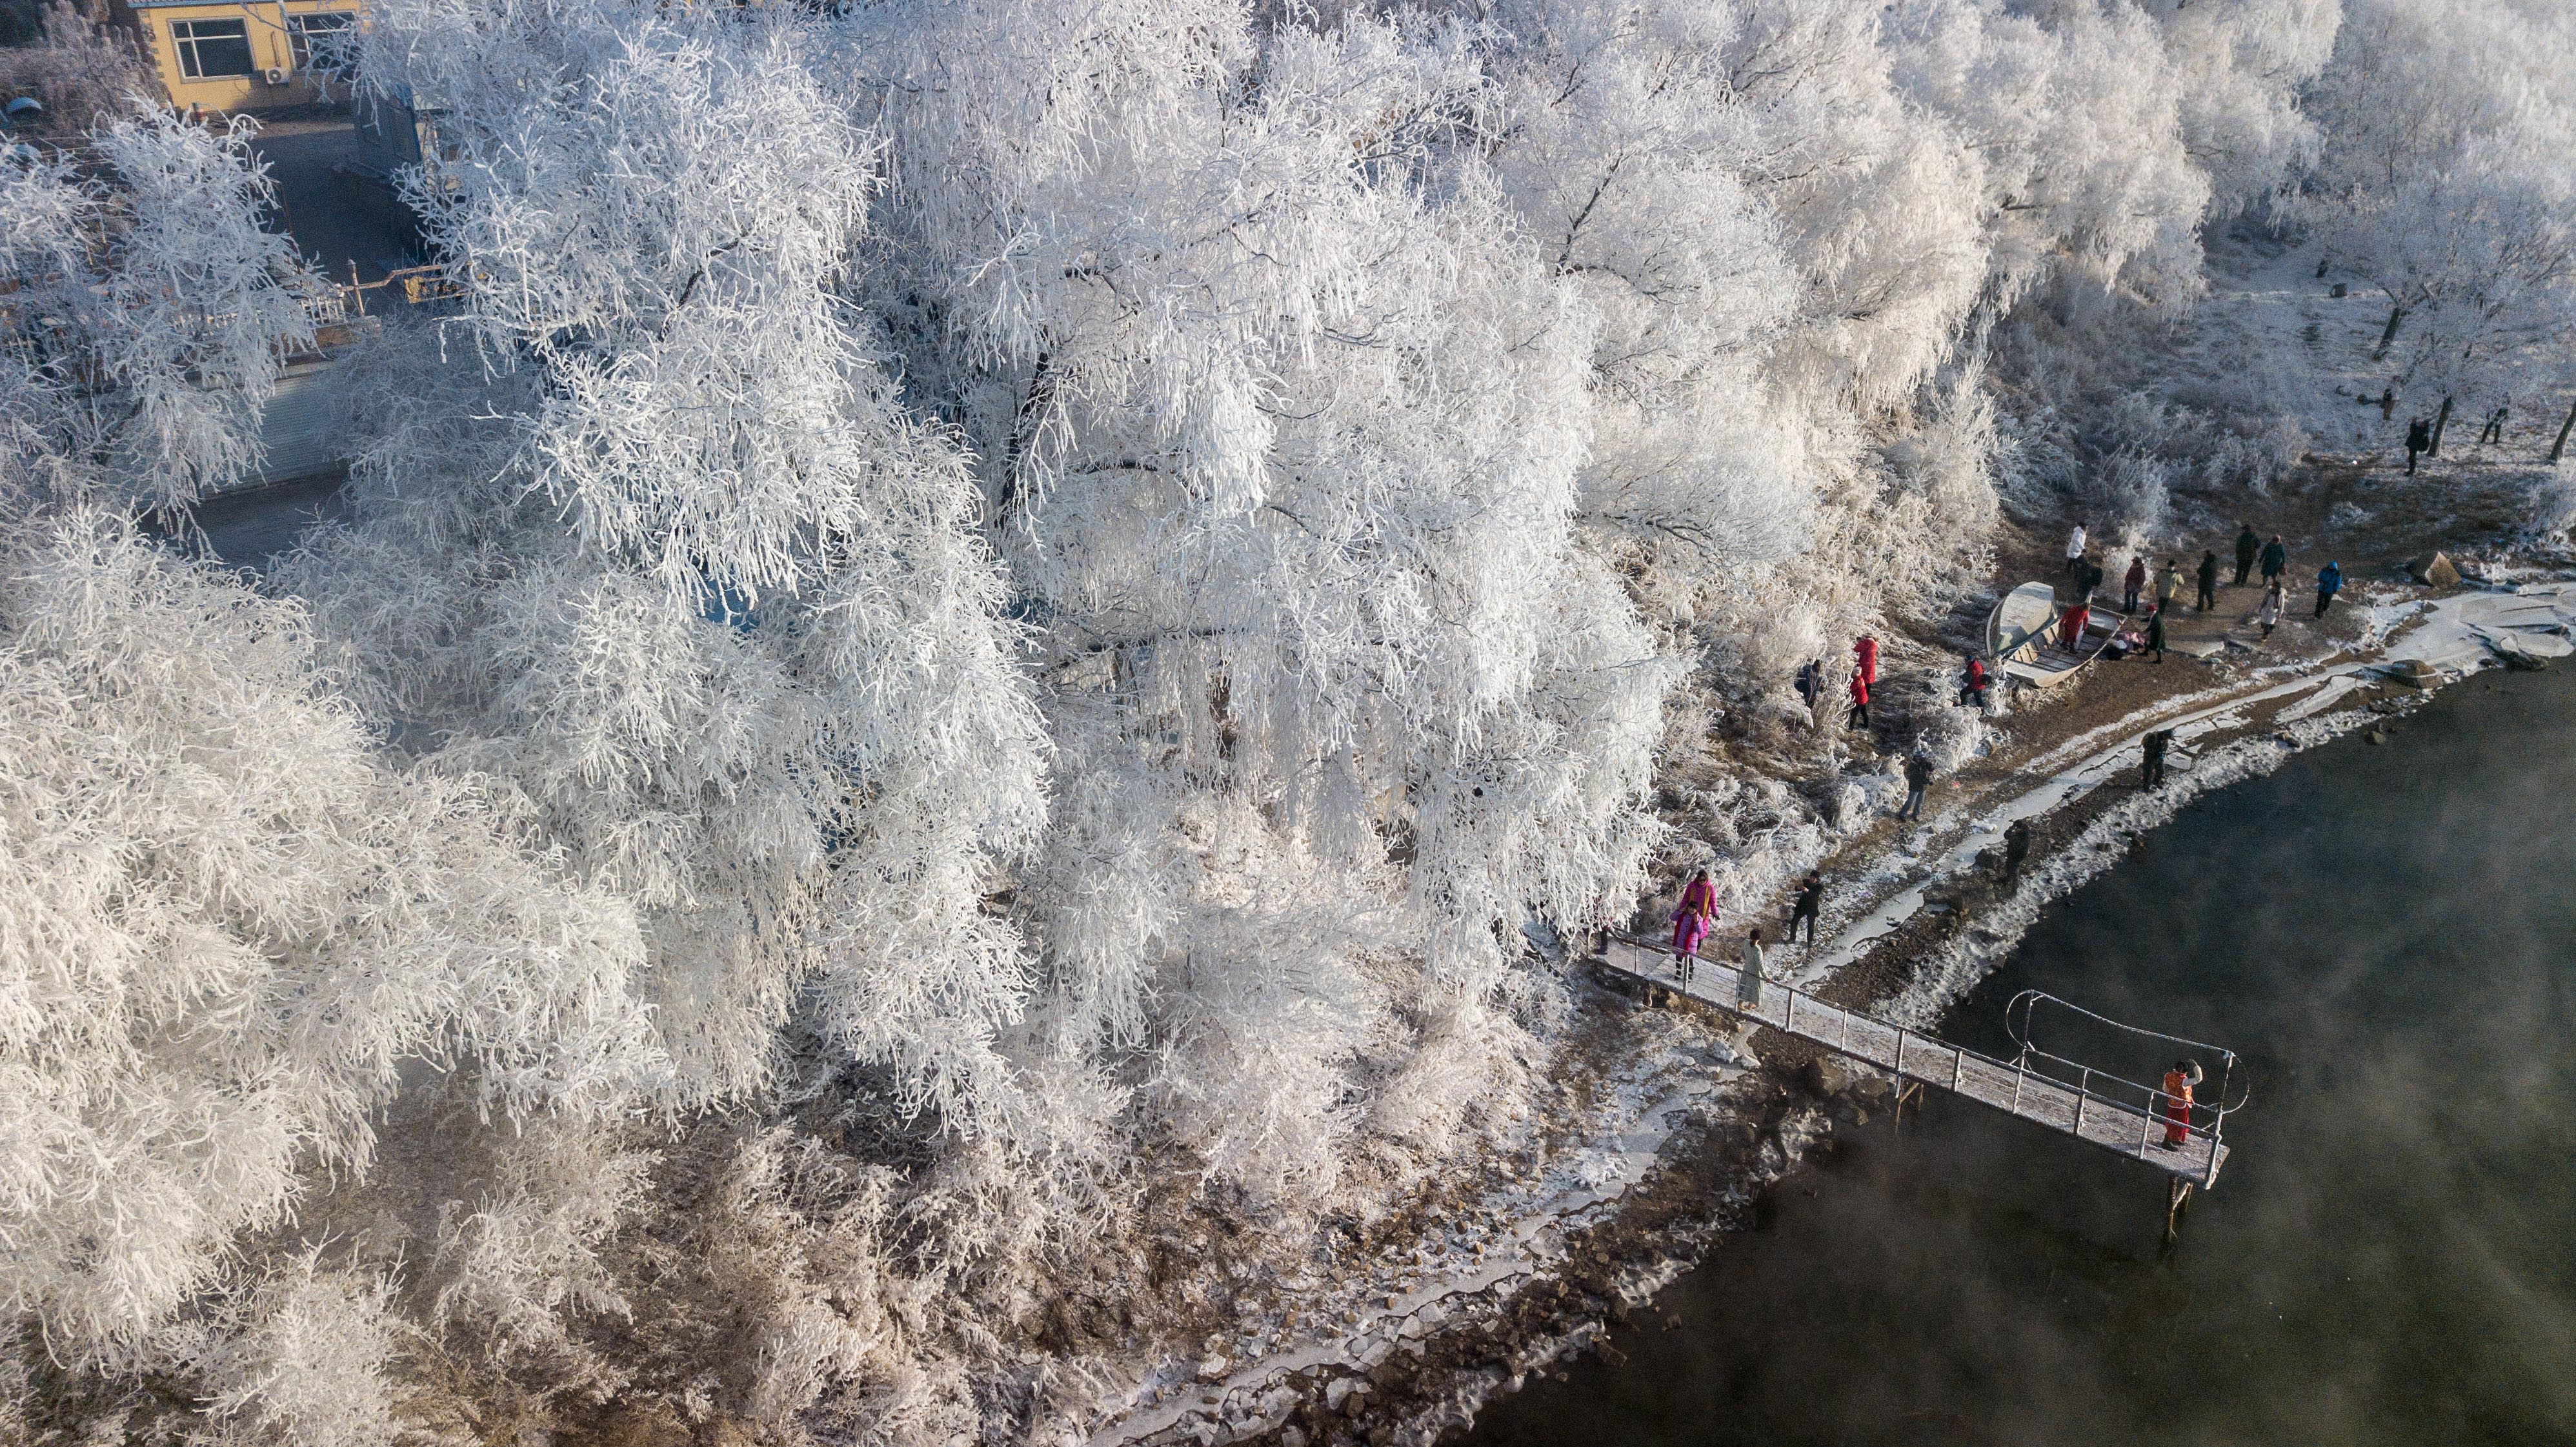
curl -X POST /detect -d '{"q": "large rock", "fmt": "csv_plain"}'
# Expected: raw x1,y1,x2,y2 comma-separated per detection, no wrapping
2410,552,2462,589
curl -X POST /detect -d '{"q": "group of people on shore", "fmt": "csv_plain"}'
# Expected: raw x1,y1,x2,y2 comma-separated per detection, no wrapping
1716,517,2354,993
2067,521,2345,647
1792,634,1884,731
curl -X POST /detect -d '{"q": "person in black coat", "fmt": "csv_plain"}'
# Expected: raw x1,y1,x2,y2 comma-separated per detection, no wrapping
1899,753,1933,821
2233,523,2259,586
2259,535,2288,586
2146,604,2167,663
2195,551,2219,612
1788,871,1825,947
2002,817,2033,887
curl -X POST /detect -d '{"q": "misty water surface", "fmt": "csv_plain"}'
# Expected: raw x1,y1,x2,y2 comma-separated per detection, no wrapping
1468,663,2576,1447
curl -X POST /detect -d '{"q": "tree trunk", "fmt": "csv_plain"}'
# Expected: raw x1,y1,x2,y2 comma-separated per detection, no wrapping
2428,395,2454,457
2551,396,2576,465
2373,305,2405,359
996,350,1054,526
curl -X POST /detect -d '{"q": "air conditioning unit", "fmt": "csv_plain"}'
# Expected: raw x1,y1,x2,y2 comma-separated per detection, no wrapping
263,66,290,86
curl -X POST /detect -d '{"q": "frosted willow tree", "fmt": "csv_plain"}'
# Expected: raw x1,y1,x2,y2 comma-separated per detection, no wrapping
0,112,657,1370
2306,0,2576,411
841,0,1669,1195
292,0,1049,1124
2146,0,2340,218
1480,0,1809,627
0,108,315,513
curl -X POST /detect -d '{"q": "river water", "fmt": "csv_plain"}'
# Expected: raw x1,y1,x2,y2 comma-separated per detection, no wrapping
1469,663,2576,1447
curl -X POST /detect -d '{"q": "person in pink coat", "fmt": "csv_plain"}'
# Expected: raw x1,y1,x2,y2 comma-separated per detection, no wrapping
1671,869,1718,985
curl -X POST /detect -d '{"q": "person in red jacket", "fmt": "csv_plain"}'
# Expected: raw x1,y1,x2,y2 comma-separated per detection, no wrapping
2158,1059,2203,1149
1853,634,1879,687
1958,652,1988,709
2122,555,2148,614
2058,598,2093,650
1847,672,1870,730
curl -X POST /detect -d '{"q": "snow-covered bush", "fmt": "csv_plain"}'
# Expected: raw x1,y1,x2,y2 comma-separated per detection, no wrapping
165,1253,407,1447
0,1,156,139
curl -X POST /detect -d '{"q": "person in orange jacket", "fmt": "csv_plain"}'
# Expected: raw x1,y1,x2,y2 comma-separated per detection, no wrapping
2159,1059,2204,1148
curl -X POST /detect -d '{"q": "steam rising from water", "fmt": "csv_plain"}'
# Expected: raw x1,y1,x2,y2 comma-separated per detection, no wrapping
1471,664,2576,1447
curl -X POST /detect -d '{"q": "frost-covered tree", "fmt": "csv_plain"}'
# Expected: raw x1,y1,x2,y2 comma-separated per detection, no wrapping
294,0,1050,1122
0,516,656,1356
2306,1,2576,408
835,0,1681,1189
0,106,317,514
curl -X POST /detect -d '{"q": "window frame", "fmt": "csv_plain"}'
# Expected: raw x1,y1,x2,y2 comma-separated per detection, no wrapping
168,17,255,80
288,10,357,72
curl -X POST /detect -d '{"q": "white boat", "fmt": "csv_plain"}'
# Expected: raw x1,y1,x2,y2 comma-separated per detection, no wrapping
1986,581,2112,689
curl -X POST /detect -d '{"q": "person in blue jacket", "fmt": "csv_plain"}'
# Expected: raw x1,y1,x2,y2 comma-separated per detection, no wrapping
2315,560,2344,619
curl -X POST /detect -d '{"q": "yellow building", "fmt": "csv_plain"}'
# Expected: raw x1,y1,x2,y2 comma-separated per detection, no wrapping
126,0,361,114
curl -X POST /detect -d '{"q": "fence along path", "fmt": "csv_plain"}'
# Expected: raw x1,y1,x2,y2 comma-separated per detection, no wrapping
1599,935,2231,1188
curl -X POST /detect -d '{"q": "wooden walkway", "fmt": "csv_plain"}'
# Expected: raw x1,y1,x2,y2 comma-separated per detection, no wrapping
1600,937,2229,1188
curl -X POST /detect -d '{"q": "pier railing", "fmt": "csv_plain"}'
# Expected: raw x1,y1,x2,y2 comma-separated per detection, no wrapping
1600,933,2238,1187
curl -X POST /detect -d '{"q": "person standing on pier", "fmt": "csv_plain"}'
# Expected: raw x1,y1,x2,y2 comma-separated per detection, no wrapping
2315,560,2344,619
2234,522,2259,586
1738,928,1767,1010
2123,554,2148,614
2195,550,2219,612
1790,871,1824,947
1671,869,1718,985
2159,1060,2203,1149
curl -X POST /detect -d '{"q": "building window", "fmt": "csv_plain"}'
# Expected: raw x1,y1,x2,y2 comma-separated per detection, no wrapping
169,17,254,79
290,12,356,72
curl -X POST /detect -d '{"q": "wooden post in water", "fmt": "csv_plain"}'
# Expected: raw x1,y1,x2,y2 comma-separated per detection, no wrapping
2163,1177,2195,1250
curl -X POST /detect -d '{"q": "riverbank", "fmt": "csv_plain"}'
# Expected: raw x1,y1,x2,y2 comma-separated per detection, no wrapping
1467,648,2576,1447
1072,575,2576,1447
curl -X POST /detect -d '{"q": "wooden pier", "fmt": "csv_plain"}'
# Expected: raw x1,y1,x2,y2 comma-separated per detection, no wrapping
1599,936,2231,1188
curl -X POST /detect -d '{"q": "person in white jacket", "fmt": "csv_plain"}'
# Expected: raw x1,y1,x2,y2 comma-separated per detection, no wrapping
1737,928,1767,1009
2064,521,2088,575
